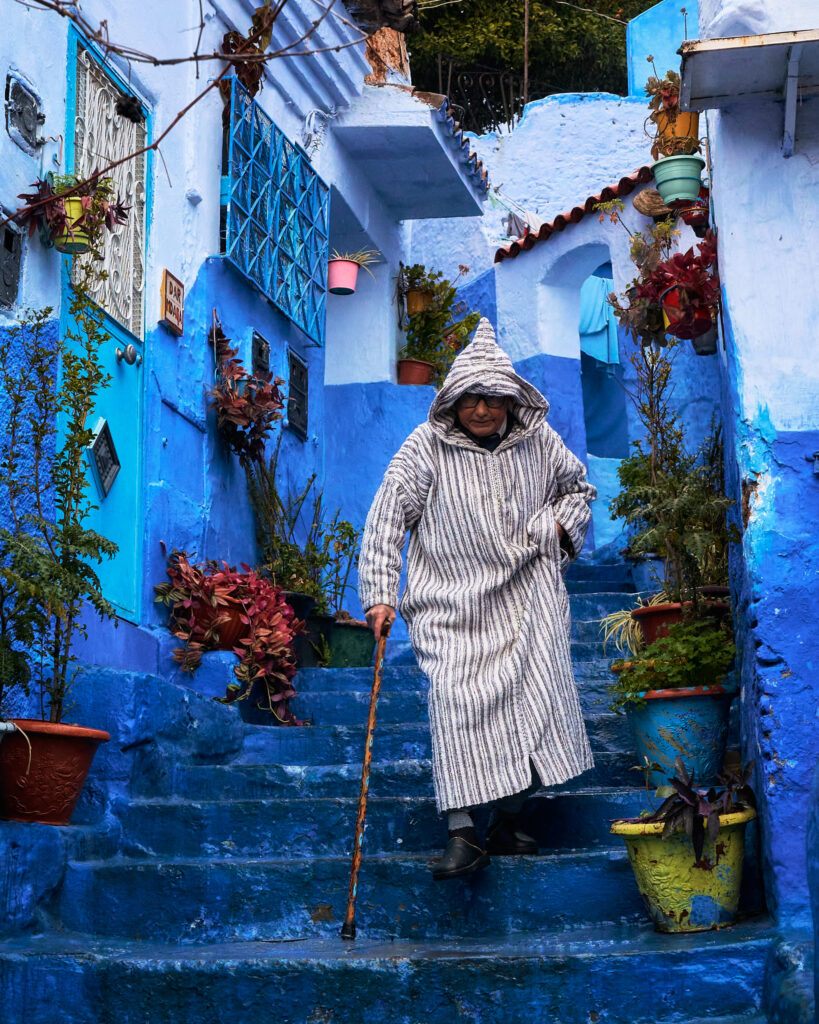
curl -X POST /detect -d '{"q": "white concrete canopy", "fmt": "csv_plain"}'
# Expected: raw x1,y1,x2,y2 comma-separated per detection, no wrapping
332,85,488,220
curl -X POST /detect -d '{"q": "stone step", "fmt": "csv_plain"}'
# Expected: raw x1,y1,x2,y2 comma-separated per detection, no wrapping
57,847,647,943
569,592,638,619
565,579,635,594
0,922,773,1023
294,650,612,693
566,562,633,583
113,787,647,860
230,717,626,767
287,685,623,730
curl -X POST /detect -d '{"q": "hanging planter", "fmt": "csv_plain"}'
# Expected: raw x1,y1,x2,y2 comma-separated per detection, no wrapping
691,324,718,356
397,358,435,385
17,174,130,255
662,286,716,341
652,154,706,206
327,248,381,296
405,287,434,315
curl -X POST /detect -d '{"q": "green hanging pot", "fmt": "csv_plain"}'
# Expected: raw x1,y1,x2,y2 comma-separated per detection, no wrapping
652,154,706,205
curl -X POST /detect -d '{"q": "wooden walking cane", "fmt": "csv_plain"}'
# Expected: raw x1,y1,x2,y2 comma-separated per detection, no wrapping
340,619,391,940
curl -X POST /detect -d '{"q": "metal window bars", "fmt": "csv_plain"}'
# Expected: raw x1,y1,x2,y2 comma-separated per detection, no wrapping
224,78,330,346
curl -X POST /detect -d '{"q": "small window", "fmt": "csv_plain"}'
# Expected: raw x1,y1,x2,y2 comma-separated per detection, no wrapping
252,331,270,377
287,349,308,440
0,225,22,309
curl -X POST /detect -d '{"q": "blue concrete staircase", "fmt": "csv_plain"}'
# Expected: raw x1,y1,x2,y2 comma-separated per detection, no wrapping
0,562,775,1023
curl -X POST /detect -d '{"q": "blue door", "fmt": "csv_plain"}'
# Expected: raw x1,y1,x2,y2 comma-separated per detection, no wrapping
62,35,149,622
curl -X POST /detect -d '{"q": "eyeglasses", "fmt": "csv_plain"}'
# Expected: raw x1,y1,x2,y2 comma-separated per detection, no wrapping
457,393,506,410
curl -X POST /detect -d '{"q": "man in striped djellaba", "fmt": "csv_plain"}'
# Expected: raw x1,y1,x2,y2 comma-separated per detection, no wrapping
358,318,597,880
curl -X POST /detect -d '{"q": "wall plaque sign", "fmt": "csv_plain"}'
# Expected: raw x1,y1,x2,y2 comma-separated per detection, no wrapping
160,269,184,335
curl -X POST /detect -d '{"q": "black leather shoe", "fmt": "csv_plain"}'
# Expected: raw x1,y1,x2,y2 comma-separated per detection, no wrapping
431,827,490,881
485,812,538,855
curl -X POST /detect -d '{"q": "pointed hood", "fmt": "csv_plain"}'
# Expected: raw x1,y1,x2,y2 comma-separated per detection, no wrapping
428,317,548,447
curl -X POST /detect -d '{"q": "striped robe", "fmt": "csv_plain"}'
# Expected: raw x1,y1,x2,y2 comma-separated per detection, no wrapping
358,319,597,812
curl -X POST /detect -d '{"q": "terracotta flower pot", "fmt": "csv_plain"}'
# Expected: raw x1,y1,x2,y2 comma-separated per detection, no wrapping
631,600,731,645
53,196,91,254
0,719,110,825
406,288,433,315
328,259,360,295
397,358,435,385
199,597,249,650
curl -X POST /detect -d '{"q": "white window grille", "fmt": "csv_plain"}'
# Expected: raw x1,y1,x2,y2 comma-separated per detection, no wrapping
73,44,147,339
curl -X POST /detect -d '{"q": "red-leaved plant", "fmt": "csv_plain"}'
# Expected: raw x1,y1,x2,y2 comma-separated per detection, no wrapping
154,547,306,725
636,230,719,341
17,173,130,249
208,316,286,468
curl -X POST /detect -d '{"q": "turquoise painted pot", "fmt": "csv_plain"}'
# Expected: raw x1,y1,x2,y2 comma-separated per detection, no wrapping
652,154,706,205
626,684,735,787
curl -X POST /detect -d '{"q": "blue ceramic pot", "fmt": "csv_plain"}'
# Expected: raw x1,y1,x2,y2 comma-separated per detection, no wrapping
652,154,706,205
626,683,736,787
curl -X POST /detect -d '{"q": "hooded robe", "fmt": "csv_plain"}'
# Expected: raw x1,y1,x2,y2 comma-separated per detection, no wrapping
358,319,597,812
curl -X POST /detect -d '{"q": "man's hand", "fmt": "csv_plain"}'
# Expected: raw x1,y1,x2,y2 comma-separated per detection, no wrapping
366,604,396,639
556,523,567,545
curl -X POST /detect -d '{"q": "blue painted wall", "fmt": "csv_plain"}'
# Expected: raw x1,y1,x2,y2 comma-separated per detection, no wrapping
627,0,692,97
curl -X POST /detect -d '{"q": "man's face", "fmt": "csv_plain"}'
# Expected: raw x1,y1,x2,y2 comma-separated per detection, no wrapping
455,393,510,437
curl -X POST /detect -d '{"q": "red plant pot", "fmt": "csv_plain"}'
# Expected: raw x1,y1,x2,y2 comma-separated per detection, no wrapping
200,597,249,650
0,720,110,825
397,359,435,385
662,285,715,341
632,600,731,645
631,603,685,645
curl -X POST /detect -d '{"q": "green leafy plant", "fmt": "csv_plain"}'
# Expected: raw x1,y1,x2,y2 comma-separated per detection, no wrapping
608,620,735,713
620,756,756,862
208,315,286,468
0,257,118,722
246,437,360,615
400,263,443,293
153,548,306,725
399,265,480,388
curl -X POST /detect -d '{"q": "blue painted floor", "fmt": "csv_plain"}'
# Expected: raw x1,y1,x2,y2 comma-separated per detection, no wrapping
0,562,776,1022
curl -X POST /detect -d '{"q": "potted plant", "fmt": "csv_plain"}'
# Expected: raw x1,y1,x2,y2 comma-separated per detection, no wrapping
208,315,286,468
17,172,130,254
645,64,705,205
0,265,118,824
154,549,306,726
645,231,720,345
319,518,375,668
400,263,443,315
611,758,756,933
327,249,381,295
397,266,480,387
608,620,737,787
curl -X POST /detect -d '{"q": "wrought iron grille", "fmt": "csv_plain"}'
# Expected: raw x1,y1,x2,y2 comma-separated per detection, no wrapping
73,43,147,338
437,57,525,135
224,79,330,347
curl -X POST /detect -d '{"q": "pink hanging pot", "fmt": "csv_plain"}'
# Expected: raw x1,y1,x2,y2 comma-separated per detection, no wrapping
328,259,361,295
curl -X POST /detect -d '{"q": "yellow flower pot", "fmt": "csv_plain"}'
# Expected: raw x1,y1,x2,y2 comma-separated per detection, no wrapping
53,196,91,254
611,807,755,933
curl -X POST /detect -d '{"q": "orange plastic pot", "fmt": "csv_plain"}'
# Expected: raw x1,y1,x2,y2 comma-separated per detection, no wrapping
405,288,433,315
655,110,700,156
632,600,730,645
397,359,435,385
0,720,110,825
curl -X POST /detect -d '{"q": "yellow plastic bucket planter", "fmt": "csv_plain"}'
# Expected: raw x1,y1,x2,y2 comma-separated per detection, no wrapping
53,196,90,254
611,807,755,933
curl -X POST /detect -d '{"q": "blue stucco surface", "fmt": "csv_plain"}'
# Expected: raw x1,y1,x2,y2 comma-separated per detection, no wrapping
627,0,691,96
